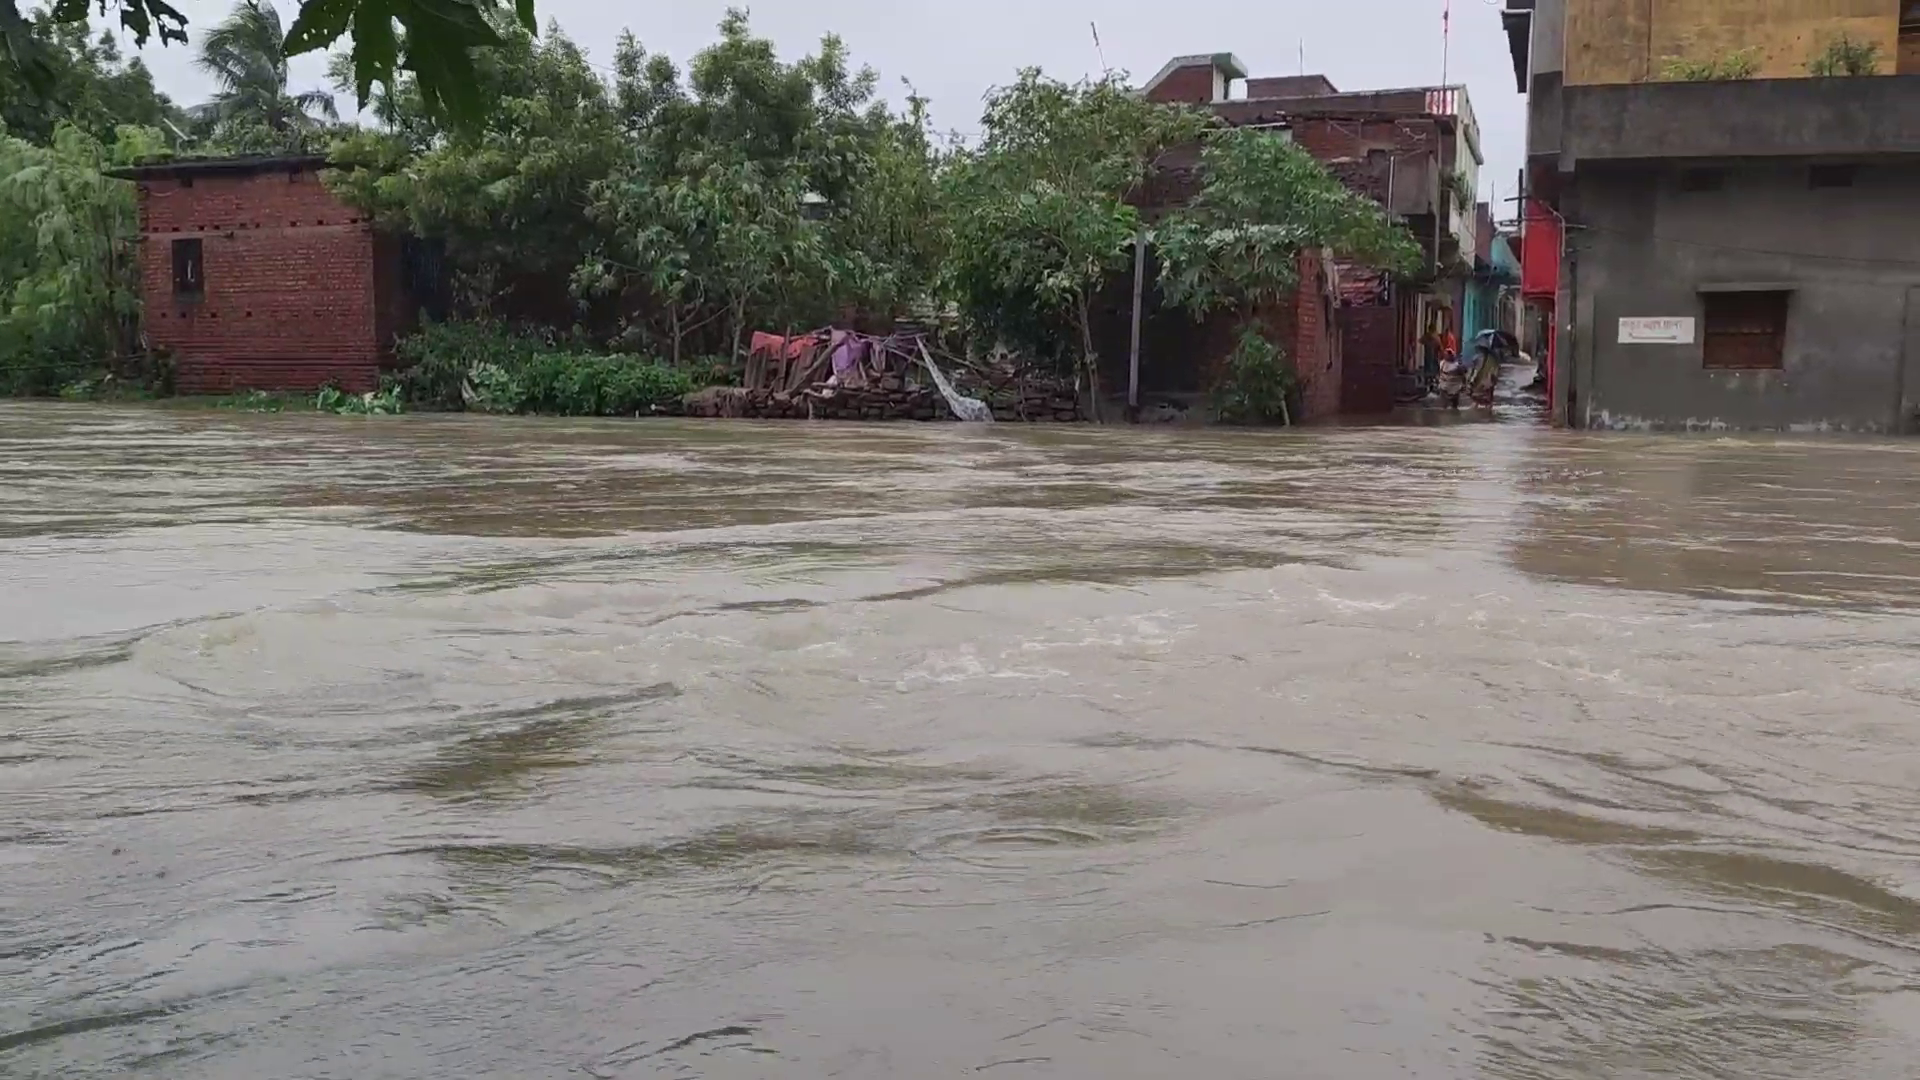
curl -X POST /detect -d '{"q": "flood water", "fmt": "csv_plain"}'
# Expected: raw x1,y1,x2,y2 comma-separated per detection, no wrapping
5,401,1920,1079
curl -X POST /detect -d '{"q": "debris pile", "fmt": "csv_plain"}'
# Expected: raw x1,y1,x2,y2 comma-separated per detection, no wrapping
678,329,1084,422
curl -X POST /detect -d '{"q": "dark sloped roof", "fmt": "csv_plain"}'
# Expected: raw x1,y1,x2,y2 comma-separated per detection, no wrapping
104,153,330,181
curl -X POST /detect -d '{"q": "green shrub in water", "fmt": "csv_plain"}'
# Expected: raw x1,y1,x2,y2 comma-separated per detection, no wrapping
1212,326,1298,426
316,384,405,414
393,320,695,416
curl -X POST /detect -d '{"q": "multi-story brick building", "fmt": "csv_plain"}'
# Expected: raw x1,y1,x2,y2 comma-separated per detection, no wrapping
1504,0,1920,431
108,154,421,395
1132,54,1484,416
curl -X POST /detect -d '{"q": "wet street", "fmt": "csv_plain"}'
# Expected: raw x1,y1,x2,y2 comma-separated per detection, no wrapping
5,402,1920,1079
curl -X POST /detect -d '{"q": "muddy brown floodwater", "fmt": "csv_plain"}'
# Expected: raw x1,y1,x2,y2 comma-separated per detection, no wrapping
5,402,1920,1079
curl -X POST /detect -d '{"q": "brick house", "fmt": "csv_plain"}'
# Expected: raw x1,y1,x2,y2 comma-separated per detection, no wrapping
1136,55,1484,415
107,154,420,394
1085,54,1343,422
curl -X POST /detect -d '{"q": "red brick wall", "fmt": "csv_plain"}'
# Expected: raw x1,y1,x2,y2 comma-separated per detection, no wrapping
1340,304,1402,413
1287,253,1343,423
1277,117,1436,414
1145,64,1220,105
1279,115,1442,202
137,167,382,394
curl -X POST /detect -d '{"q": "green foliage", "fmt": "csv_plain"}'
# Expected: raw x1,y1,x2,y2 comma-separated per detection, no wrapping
1212,326,1296,426
6,0,539,132
316,383,403,413
213,388,301,411
1808,35,1880,76
332,10,947,364
944,69,1211,379
0,121,163,395
390,320,693,416
1151,129,1416,427
1662,48,1760,81
190,1,337,154
582,12,947,356
3,1,188,104
329,19,624,312
390,318,548,408
1155,128,1418,320
0,14,185,146
460,351,694,415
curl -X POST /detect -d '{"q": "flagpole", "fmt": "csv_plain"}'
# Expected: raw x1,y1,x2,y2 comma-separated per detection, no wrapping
1441,0,1451,85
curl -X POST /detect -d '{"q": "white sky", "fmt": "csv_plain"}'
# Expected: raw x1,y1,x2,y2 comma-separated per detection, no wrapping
119,0,1525,207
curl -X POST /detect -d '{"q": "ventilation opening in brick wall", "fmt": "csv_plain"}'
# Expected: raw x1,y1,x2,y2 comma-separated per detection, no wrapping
1701,290,1789,370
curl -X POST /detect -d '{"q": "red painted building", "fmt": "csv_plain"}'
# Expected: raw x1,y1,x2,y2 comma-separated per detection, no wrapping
108,154,417,394
1519,197,1561,404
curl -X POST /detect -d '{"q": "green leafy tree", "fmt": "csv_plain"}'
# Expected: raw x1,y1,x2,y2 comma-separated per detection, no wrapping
0,13,184,146
578,11,944,359
4,0,539,132
944,70,1211,416
190,0,336,151
0,120,167,394
327,19,624,317
596,160,829,363
1154,127,1418,424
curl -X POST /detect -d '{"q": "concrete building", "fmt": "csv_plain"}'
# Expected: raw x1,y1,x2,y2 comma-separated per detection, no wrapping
107,154,428,395
1504,0,1920,431
1133,54,1485,416
1463,201,1520,345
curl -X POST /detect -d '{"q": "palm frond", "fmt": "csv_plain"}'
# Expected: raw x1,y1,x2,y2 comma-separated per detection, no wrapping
194,1,288,97
293,88,339,122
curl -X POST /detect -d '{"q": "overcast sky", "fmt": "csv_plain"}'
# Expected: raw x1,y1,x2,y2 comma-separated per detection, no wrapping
123,0,1524,208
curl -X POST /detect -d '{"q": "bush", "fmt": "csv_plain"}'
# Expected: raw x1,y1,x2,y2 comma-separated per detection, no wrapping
1809,35,1879,77
1662,48,1760,81
392,319,550,411
317,385,405,414
1213,326,1298,426
392,320,695,417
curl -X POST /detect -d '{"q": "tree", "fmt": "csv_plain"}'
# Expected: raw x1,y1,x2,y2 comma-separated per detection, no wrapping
3,0,539,131
944,70,1211,416
0,120,167,394
577,11,945,359
1153,127,1419,424
594,159,828,363
327,19,625,318
192,0,337,152
0,12,184,146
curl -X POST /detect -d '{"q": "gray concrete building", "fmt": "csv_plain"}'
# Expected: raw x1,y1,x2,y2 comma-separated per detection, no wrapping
1503,0,1920,432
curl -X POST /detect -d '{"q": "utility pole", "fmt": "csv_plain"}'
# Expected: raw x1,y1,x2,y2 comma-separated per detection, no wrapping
1128,229,1147,416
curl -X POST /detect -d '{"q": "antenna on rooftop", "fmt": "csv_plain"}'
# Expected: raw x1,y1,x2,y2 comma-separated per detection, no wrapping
1441,0,1452,85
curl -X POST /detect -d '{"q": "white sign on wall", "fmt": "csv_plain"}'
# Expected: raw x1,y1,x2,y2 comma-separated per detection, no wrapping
1618,317,1696,345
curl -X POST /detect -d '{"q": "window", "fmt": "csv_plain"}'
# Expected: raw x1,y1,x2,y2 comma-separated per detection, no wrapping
1701,290,1788,370
1678,167,1725,193
171,238,204,302
1809,164,1856,188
